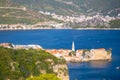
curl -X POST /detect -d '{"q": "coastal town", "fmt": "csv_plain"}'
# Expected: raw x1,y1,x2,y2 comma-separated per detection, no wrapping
0,7,120,30
0,42,112,62
40,11,120,27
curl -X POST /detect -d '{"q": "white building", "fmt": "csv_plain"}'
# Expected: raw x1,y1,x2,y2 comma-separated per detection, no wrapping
72,41,75,52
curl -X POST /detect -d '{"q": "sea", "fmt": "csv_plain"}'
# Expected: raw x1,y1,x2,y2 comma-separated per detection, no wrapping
0,29,120,80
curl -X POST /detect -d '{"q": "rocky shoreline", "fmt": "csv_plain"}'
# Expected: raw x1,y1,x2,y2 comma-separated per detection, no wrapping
67,58,112,63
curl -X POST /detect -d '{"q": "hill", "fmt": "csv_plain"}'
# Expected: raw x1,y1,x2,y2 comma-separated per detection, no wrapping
0,0,120,28
0,0,62,24
0,47,68,80
11,0,120,16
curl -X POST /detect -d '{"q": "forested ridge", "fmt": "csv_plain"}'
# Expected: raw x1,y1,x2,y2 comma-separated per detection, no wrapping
0,47,65,80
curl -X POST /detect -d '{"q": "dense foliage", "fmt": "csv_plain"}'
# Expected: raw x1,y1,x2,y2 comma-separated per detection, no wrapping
109,19,120,28
0,47,63,80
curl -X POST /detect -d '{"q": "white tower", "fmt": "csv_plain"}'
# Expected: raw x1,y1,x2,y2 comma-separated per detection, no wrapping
72,41,75,52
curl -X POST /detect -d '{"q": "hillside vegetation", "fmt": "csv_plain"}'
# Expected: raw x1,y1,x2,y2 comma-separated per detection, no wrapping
11,0,120,16
0,9,45,24
110,19,120,28
0,0,62,24
0,47,65,80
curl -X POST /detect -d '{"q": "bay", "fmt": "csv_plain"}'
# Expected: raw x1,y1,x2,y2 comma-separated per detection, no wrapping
0,29,120,80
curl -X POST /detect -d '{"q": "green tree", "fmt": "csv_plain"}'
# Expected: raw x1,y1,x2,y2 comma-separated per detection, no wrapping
109,19,120,28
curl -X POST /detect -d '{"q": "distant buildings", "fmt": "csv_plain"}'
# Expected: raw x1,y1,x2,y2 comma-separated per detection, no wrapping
39,11,116,27
0,10,119,30
13,44,42,50
0,21,69,30
45,42,112,62
0,43,42,50
0,43,12,48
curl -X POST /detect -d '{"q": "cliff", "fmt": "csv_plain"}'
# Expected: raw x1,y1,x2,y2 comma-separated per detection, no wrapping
53,64,69,80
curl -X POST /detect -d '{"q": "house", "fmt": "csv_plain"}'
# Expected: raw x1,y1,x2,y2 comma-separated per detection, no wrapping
0,43,12,48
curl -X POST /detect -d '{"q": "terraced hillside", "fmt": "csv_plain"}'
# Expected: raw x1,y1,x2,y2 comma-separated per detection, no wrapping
11,0,120,16
0,0,61,24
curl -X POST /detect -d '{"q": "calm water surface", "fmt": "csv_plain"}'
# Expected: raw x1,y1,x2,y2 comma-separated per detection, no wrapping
0,29,120,80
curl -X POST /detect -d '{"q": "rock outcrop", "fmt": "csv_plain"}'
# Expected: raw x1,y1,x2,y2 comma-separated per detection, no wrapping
53,64,69,80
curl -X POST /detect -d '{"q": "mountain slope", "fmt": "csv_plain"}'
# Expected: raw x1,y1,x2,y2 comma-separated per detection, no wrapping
0,0,61,24
11,0,120,16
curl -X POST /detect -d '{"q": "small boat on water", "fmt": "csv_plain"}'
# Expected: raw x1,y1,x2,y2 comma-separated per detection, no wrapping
116,67,120,70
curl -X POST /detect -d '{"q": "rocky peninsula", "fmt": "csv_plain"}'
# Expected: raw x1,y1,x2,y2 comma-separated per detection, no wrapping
45,41,112,63
46,48,112,63
0,42,112,80
0,42,112,63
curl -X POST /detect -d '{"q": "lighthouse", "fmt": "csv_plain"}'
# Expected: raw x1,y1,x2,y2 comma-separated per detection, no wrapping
72,41,75,52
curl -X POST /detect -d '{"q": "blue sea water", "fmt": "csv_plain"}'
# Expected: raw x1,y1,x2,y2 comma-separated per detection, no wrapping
0,29,120,80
